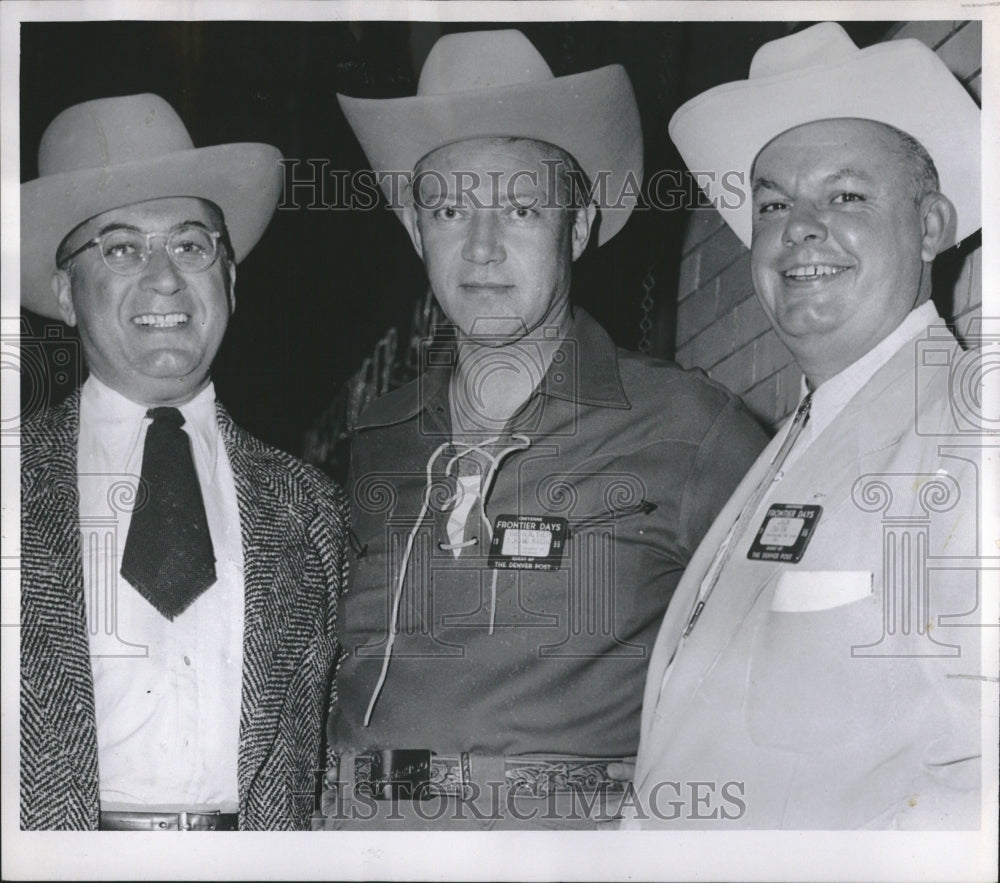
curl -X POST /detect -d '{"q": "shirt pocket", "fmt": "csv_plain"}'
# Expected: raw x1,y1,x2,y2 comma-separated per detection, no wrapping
744,570,896,751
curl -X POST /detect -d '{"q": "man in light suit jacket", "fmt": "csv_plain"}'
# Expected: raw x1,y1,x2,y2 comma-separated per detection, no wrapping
20,94,348,830
626,23,989,829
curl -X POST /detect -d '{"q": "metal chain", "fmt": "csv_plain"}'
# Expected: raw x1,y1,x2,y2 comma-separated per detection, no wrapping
638,267,656,354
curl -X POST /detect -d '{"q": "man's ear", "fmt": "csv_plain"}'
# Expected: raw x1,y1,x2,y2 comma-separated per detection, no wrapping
570,203,597,261
52,271,77,327
402,203,425,260
919,192,957,261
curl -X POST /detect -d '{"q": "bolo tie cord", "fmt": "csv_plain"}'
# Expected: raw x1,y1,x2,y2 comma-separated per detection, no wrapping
362,433,531,727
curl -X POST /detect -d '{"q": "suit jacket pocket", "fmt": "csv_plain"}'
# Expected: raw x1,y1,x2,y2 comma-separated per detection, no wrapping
770,570,871,612
745,572,896,752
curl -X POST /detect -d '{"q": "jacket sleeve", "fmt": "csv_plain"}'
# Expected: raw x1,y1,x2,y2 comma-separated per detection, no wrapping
678,393,770,559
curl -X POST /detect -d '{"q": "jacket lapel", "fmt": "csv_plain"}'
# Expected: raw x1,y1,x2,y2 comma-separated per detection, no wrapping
637,431,780,730
217,405,308,806
21,389,101,828
678,333,931,668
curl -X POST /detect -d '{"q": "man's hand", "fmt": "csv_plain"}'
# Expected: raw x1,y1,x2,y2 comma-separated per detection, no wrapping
587,758,637,829
607,757,636,784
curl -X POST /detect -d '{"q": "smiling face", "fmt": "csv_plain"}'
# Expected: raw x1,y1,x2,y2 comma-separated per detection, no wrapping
53,196,235,405
750,119,952,385
403,137,594,346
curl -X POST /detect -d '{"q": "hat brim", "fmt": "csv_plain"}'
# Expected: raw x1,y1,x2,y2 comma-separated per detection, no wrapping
337,65,643,245
669,38,981,248
21,142,283,318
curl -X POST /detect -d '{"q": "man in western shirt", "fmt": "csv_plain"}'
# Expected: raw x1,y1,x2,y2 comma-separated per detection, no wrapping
327,29,767,829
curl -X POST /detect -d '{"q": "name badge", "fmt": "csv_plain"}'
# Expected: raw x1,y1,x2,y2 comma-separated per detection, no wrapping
488,514,567,571
747,504,823,564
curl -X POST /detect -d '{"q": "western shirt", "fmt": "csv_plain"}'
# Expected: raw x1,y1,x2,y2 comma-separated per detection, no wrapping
332,308,768,759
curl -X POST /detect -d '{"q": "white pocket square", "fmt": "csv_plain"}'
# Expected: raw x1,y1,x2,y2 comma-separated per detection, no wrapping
770,570,872,613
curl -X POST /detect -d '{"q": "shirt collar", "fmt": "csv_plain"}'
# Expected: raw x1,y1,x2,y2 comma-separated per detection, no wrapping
801,300,940,442
355,307,630,432
80,375,221,478
433,307,629,410
540,307,630,408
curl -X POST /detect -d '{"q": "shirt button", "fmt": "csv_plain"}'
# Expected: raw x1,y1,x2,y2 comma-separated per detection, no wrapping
183,655,191,666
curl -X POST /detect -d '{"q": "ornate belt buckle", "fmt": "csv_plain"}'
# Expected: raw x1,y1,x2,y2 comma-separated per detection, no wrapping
178,810,220,830
363,748,433,800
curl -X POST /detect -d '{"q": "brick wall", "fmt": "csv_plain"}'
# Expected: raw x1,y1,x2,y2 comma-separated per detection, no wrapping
673,21,983,430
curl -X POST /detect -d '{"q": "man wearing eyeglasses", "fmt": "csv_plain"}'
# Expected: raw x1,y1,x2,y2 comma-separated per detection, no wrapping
19,94,348,831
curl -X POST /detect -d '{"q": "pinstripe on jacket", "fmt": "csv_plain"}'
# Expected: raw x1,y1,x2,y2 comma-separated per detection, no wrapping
20,388,349,830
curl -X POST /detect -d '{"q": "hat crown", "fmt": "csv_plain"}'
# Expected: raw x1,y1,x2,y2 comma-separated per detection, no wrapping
38,93,194,177
669,21,981,247
749,22,860,79
417,29,554,96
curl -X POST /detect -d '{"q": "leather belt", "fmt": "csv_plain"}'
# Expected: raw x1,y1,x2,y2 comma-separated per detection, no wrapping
338,749,628,800
99,810,239,831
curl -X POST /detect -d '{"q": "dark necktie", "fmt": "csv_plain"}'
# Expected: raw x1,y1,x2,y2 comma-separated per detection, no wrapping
120,406,217,619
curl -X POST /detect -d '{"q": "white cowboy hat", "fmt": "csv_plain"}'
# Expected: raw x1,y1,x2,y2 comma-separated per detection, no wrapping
21,93,283,319
337,29,643,245
669,22,981,248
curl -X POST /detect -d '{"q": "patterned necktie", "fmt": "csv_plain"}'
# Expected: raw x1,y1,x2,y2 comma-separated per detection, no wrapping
120,406,217,619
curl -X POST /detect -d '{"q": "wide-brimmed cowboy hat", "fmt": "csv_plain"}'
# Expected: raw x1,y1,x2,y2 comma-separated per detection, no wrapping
21,93,283,318
669,22,981,248
337,29,642,245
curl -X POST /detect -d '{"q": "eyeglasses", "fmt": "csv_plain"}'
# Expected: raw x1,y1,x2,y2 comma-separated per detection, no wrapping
60,224,224,276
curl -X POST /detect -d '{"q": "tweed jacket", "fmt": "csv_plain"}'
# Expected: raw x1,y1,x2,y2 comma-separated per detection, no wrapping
630,320,985,829
20,388,349,830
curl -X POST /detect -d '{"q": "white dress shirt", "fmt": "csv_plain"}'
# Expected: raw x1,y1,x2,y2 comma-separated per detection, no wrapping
784,301,940,468
77,376,244,812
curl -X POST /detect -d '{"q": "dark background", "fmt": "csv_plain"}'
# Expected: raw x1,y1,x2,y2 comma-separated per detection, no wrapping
20,19,893,458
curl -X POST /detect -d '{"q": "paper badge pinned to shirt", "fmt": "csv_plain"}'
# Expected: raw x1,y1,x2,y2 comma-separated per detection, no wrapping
747,503,823,563
488,514,567,571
